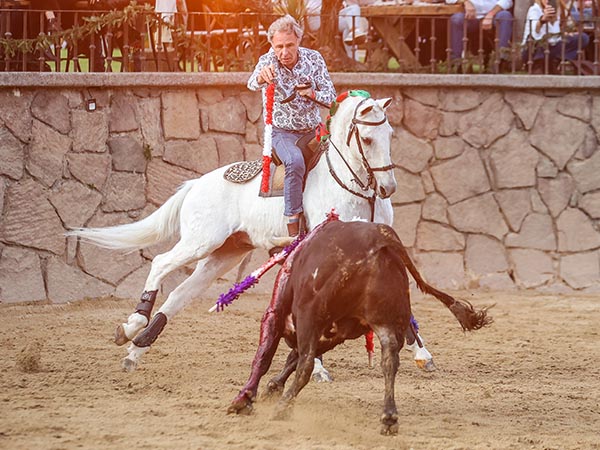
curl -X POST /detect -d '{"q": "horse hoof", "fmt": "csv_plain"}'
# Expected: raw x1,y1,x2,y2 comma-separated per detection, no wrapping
122,356,138,372
114,324,130,346
415,358,437,372
312,370,333,383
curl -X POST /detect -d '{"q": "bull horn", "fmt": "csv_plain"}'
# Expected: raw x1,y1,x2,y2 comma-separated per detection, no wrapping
270,236,295,247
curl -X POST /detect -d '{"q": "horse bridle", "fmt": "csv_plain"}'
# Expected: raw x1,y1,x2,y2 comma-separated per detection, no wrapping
325,97,395,221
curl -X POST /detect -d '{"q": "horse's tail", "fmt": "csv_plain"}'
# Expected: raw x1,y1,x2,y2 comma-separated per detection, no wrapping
67,180,195,251
389,238,492,332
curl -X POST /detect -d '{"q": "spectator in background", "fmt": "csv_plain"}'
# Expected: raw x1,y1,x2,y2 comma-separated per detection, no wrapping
521,0,590,73
447,0,513,70
305,0,372,60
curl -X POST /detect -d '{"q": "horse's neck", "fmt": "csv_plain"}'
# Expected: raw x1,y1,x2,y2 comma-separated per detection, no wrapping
304,144,375,225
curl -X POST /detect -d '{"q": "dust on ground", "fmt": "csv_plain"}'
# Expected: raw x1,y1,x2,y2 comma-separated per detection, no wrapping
0,290,599,450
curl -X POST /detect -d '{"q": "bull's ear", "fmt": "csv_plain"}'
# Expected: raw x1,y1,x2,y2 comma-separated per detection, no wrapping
377,98,393,110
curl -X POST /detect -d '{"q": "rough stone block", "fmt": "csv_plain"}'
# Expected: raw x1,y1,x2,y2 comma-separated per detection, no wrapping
392,130,433,173
79,241,143,285
557,93,591,122
505,213,556,251
538,173,575,218
0,178,65,255
579,192,600,218
31,91,71,135
458,94,513,148
494,189,531,232
71,110,109,153
403,98,440,140
416,221,464,251
465,234,508,275
392,203,421,247
164,136,218,174
560,251,599,289
433,136,465,160
567,150,600,194
214,134,244,167
49,180,102,228
0,247,46,303
448,193,508,240
430,148,490,204
146,158,196,206
109,135,147,172
27,120,72,187
0,89,33,142
530,99,588,169
556,208,600,252
67,152,111,190
102,172,146,212
109,93,139,133
207,97,246,135
46,257,113,303
391,167,425,204
489,130,539,189
509,249,554,288
163,92,200,140
504,91,544,130
139,97,164,156
0,127,25,180
422,192,448,224
239,91,262,123
414,251,465,289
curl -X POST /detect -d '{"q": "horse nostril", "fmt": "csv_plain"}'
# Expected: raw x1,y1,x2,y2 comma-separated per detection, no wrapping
379,186,387,198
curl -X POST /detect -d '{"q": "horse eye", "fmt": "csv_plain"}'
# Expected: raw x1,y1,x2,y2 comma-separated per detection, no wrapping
361,137,373,145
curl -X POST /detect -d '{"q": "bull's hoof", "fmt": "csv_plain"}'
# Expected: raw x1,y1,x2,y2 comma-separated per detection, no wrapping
121,356,138,372
380,413,399,435
263,380,284,399
380,422,399,436
114,324,130,346
415,358,437,372
227,401,253,415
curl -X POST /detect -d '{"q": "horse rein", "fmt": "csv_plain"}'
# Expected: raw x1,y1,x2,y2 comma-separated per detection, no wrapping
325,97,395,221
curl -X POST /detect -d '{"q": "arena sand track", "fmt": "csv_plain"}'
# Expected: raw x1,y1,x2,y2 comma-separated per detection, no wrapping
0,290,598,450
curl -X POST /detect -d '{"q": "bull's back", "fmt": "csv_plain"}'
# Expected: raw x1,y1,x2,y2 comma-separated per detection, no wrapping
289,221,410,321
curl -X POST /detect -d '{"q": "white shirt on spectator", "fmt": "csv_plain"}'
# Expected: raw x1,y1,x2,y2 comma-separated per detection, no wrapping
521,3,561,45
446,0,513,19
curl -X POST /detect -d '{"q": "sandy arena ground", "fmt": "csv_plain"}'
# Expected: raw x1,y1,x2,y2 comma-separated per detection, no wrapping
0,289,599,450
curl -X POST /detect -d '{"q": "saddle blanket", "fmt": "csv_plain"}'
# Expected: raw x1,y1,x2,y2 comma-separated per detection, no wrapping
222,160,284,198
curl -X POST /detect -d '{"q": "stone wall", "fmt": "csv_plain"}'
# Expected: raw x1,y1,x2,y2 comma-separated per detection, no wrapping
1,73,600,303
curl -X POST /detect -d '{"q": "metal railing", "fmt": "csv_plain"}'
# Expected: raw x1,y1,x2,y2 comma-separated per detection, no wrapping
0,7,597,75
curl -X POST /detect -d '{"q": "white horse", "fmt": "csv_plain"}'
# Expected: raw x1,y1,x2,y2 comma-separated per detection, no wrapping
69,93,434,373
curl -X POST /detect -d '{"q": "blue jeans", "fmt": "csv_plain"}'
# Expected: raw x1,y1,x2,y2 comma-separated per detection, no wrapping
521,33,590,62
272,127,312,216
450,10,513,60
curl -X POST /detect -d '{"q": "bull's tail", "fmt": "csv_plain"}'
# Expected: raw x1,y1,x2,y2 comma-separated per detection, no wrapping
66,180,195,251
391,241,492,331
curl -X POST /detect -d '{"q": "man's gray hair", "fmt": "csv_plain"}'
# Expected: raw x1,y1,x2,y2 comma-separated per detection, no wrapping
267,14,304,44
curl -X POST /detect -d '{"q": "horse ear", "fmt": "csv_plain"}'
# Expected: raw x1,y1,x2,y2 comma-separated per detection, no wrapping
377,98,393,110
360,105,374,116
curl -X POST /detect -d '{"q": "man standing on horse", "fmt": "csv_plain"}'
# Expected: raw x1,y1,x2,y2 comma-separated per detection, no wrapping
248,14,336,238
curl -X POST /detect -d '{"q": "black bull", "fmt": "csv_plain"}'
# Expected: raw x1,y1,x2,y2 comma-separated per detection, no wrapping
228,219,492,435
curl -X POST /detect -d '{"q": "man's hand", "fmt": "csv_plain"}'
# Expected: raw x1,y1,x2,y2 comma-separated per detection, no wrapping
542,5,557,22
464,0,476,20
296,83,314,99
258,64,276,84
482,12,494,30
